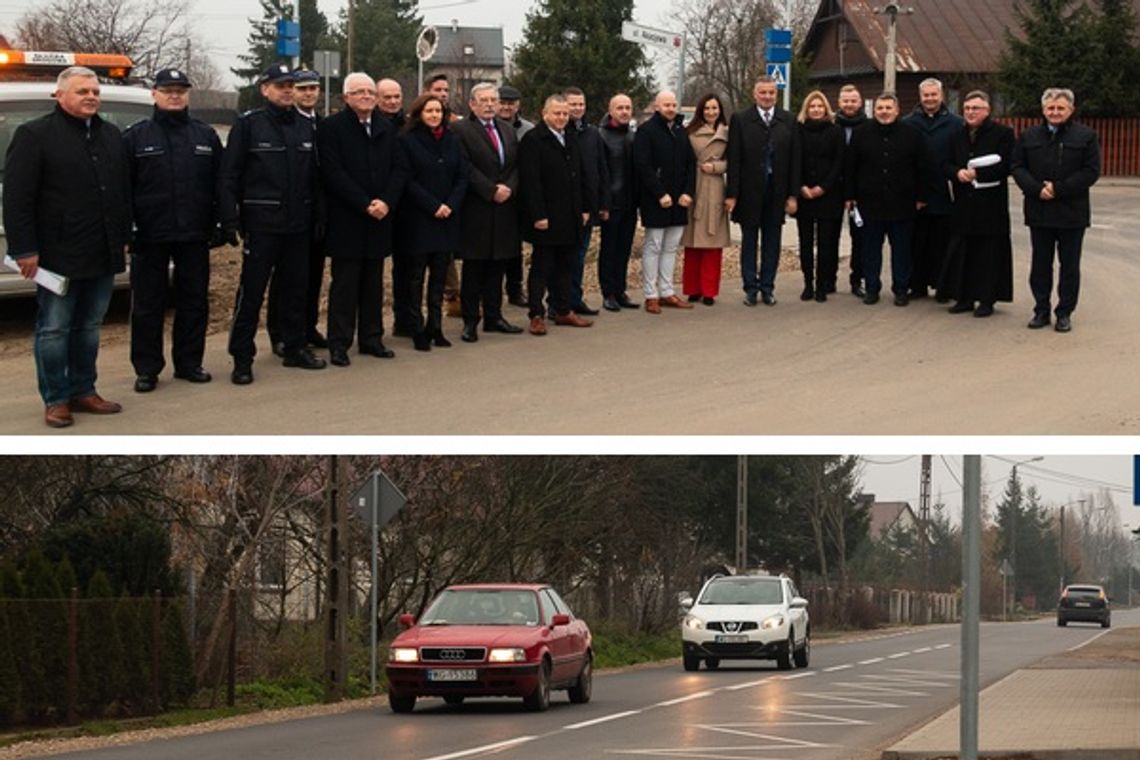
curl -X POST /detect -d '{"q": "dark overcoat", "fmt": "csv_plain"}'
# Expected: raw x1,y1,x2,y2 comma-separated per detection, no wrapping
943,119,1015,237
3,106,130,278
317,106,406,259
725,106,799,227
518,123,589,246
453,114,520,260
844,120,927,222
395,125,469,255
570,118,612,222
901,105,964,216
794,119,845,220
632,112,695,228
1010,119,1100,229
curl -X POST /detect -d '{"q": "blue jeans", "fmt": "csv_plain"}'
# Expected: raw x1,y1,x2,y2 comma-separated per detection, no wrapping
34,274,115,406
860,219,915,297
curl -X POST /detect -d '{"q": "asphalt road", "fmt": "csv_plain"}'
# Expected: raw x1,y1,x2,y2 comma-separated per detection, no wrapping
1,182,1137,434
49,611,1140,760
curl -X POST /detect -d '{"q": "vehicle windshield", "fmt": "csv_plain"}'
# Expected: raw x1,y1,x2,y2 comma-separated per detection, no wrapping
420,589,541,626
0,98,153,182
700,579,783,605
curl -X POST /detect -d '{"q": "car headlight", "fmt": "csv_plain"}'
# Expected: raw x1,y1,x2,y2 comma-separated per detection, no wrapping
683,614,706,630
488,648,526,663
389,647,419,663
761,614,786,630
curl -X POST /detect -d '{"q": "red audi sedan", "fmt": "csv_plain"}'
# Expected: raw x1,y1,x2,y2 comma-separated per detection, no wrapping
385,583,594,713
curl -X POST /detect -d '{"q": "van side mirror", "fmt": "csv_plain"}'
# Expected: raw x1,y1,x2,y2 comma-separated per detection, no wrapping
790,597,808,610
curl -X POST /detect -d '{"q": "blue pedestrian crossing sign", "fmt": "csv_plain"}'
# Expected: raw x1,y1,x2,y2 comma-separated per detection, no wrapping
766,63,789,89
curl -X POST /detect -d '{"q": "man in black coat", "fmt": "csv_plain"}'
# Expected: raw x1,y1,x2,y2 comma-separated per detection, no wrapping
1011,87,1101,333
564,87,610,316
835,84,868,297
123,68,224,394
597,93,639,312
453,82,524,343
377,77,416,338
3,66,129,427
726,76,800,306
497,84,532,308
519,94,594,335
220,63,327,384
633,91,695,313
844,93,927,306
318,72,407,366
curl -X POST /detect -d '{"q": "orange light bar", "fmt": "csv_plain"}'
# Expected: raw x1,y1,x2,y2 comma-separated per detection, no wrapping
0,50,133,77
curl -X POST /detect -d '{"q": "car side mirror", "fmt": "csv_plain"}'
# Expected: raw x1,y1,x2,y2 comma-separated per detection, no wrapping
790,596,808,610
551,613,570,627
398,613,416,628
679,595,694,611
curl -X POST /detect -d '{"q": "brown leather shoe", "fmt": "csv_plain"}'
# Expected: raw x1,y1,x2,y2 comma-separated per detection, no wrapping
70,394,123,415
528,316,548,335
645,298,661,314
44,404,73,428
661,294,695,309
553,312,593,328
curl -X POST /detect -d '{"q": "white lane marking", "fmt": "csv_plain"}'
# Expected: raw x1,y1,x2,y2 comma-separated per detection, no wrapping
887,652,910,659
699,724,830,747
421,736,536,760
889,668,958,679
792,692,902,709
913,647,933,653
564,710,641,730
725,677,772,691
779,671,816,680
934,644,951,650
858,657,884,665
655,690,714,707
1068,628,1113,652
823,664,853,672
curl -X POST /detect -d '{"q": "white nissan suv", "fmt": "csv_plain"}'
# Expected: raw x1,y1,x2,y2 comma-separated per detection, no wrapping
681,573,809,672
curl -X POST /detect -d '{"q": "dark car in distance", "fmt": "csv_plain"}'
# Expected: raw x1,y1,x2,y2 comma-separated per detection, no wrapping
1057,584,1111,628
385,583,593,713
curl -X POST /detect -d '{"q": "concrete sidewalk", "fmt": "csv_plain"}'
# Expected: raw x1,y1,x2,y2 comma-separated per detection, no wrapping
883,627,1140,760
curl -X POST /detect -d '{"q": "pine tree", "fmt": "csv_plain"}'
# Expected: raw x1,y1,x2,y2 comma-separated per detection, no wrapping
80,570,123,717
0,561,35,726
233,0,331,110
115,595,152,714
22,550,67,722
0,603,21,726
510,0,654,121
1083,0,1140,116
332,0,419,85
160,600,196,708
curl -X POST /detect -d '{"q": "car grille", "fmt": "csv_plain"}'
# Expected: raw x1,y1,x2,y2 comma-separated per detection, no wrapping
420,647,487,662
708,621,759,633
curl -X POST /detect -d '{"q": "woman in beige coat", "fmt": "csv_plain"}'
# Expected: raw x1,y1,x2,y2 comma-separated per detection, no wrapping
680,94,731,305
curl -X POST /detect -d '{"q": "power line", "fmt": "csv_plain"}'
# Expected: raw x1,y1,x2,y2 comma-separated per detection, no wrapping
861,456,917,466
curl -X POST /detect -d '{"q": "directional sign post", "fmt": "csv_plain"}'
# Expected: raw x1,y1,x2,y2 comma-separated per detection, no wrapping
351,471,407,695
313,49,341,115
622,20,687,108
764,28,793,111
276,19,301,62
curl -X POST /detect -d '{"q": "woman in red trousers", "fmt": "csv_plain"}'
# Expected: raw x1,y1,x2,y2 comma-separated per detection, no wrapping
680,93,730,305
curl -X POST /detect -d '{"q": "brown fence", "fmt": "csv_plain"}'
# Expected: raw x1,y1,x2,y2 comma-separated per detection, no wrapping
996,117,1140,177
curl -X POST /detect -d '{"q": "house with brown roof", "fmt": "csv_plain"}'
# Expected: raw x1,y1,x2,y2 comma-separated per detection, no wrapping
867,500,921,541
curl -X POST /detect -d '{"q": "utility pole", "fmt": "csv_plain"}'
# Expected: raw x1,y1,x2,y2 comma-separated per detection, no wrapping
323,456,348,702
873,3,913,94
960,455,981,760
918,454,931,624
736,455,748,572
345,0,354,71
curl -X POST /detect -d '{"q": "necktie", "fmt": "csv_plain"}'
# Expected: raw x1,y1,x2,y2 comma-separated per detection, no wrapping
763,111,772,127
484,120,503,164
363,119,371,138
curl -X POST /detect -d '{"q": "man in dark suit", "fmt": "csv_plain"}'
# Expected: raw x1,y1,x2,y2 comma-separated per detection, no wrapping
518,94,594,335
844,92,927,306
726,76,799,306
452,82,524,343
3,66,130,427
377,77,416,338
1011,87,1101,333
317,72,407,366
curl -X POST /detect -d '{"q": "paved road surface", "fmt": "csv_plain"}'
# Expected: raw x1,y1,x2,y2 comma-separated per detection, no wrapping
49,612,1139,760
1,183,1137,434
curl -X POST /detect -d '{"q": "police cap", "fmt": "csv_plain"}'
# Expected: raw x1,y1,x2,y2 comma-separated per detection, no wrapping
293,68,321,86
154,68,193,88
259,63,295,85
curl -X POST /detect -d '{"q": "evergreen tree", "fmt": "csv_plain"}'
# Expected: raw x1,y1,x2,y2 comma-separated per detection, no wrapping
160,600,196,708
510,0,654,121
115,595,152,714
233,0,332,110
22,550,67,722
80,570,124,717
0,561,36,726
0,603,21,726
331,0,419,88
1084,0,1140,116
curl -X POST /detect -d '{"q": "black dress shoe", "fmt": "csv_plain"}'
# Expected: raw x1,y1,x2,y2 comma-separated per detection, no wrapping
483,318,524,334
687,294,701,303
231,365,254,385
949,301,974,314
572,302,600,316
360,343,396,358
761,292,777,306
702,297,715,306
617,294,640,309
800,285,814,301
174,366,212,383
893,293,909,307
461,323,478,343
412,332,432,351
329,348,351,366
271,341,285,358
1055,314,1072,332
908,287,928,300
283,349,327,369
1027,313,1051,329
307,331,329,348
852,284,867,298
603,296,621,312
134,374,158,393
863,292,880,305
507,293,528,308
431,330,452,348
973,304,994,318
814,291,826,303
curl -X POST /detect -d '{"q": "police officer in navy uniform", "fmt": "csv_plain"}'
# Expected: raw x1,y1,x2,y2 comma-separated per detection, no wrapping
268,67,328,355
220,63,327,384
123,68,225,393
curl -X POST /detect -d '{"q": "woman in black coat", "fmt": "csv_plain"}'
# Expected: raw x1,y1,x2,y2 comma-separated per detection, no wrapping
793,90,845,302
396,95,470,350
938,91,1015,317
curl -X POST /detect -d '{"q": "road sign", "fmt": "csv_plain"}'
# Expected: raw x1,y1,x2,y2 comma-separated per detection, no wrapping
276,19,300,58
351,471,407,529
621,20,684,52
999,558,1014,576
766,45,792,63
765,28,793,46
314,49,340,78
766,63,789,89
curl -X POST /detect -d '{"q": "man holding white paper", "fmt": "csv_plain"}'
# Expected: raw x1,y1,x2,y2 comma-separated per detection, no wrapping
2,66,129,428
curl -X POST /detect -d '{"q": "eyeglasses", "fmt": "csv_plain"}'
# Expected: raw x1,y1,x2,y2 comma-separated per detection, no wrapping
345,89,376,97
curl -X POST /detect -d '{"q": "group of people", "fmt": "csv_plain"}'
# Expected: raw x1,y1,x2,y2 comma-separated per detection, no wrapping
2,63,1101,428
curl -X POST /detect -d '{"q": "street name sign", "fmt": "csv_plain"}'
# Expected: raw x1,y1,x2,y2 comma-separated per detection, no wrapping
621,21,683,51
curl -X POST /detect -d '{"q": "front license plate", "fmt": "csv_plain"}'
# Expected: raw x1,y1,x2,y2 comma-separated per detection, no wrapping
427,669,478,682
715,634,748,643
